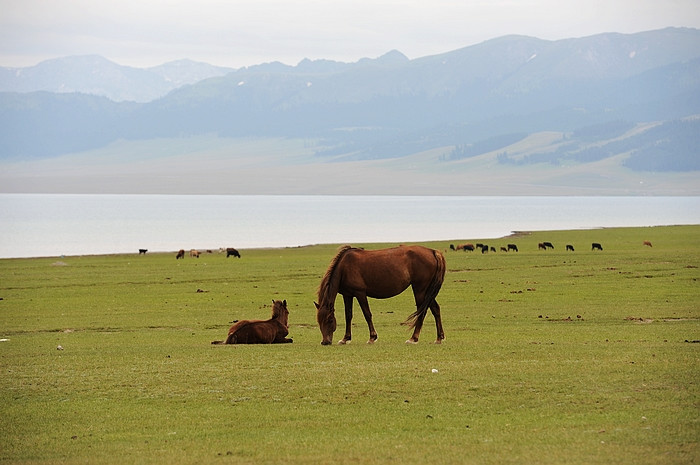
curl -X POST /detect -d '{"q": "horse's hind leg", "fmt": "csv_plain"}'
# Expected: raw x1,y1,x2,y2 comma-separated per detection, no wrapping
339,294,354,344
406,309,428,344
356,294,378,343
406,290,430,344
430,300,445,344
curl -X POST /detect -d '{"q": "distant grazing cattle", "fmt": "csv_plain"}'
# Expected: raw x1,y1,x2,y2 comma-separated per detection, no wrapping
543,242,554,249
226,247,241,258
643,241,653,247
176,249,185,259
500,247,508,252
566,244,575,252
450,243,474,252
490,247,496,253
538,243,547,250
480,245,489,254
138,249,147,255
507,244,518,252
190,249,200,258
591,243,603,251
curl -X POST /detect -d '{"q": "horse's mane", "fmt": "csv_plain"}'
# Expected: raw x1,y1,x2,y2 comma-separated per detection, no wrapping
317,245,356,311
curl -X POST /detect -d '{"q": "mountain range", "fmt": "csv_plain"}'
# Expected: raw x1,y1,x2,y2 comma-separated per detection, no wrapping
0,55,233,102
1,27,699,195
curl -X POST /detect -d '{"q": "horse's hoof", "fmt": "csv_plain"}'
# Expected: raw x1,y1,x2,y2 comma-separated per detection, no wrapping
338,339,350,345
434,339,443,345
367,339,377,344
405,339,419,345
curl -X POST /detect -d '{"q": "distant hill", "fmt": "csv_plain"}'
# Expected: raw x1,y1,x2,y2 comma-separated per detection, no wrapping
0,55,234,102
0,28,699,194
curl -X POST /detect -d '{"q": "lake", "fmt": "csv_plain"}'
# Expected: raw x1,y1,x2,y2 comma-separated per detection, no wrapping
0,194,699,258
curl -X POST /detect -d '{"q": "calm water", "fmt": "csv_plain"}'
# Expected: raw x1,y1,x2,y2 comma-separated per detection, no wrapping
0,194,698,258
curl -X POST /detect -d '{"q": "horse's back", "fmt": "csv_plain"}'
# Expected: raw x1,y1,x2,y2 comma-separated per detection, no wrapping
225,320,258,344
339,245,443,298
348,245,439,267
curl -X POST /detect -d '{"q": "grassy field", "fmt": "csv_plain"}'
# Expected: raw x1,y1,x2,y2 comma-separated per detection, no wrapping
1,225,698,464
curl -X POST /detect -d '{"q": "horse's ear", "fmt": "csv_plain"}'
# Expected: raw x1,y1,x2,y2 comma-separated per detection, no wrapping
314,302,319,309
283,300,287,307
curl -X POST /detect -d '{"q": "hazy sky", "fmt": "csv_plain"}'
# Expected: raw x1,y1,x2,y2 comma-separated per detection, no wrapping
2,0,699,68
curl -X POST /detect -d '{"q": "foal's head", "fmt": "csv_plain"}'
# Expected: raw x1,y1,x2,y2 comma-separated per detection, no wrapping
271,299,289,328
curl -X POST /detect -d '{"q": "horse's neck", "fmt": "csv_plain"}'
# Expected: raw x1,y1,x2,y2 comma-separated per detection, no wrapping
275,314,289,328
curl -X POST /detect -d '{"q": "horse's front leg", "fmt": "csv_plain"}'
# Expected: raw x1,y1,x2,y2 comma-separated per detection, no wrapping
356,294,378,343
338,294,354,344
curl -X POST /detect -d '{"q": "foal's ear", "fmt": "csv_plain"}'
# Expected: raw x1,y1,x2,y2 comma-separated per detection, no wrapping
282,299,287,306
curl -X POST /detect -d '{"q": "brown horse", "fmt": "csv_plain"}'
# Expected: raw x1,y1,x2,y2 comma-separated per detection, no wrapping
211,300,293,344
315,245,446,345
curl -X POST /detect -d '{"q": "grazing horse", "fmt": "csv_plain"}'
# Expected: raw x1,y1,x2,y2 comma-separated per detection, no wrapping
226,247,241,258
592,243,603,251
190,249,200,258
566,244,575,252
176,249,185,259
643,241,653,247
211,300,293,344
538,243,547,250
543,242,554,249
507,244,518,252
139,249,148,255
315,245,446,345
500,247,508,252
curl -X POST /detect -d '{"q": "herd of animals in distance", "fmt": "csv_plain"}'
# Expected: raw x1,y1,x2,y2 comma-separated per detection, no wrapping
450,240,656,253
135,240,655,258
137,247,241,258
449,240,626,253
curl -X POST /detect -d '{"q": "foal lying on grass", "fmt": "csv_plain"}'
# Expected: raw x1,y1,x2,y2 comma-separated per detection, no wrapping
212,299,293,344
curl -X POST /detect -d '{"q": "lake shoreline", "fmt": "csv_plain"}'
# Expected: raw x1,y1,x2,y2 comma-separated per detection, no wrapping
4,224,699,260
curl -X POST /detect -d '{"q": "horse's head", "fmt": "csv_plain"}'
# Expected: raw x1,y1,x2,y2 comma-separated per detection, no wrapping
272,300,289,328
314,301,336,345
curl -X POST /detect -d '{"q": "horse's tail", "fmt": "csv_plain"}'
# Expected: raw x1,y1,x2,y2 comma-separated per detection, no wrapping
405,249,446,328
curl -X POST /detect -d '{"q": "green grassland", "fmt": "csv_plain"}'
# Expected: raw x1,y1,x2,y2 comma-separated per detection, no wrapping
1,225,698,464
